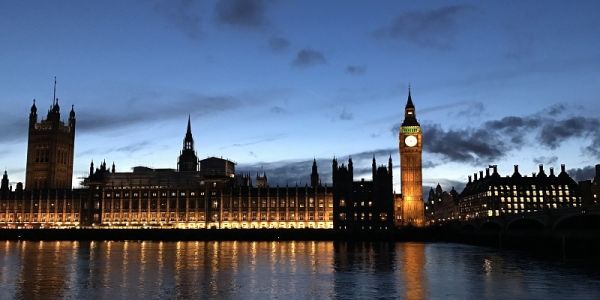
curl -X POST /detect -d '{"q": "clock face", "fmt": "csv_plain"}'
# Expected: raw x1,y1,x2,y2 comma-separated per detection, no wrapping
404,135,417,147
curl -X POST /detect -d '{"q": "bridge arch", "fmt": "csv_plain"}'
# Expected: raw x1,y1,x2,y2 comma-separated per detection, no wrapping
480,221,503,232
460,223,477,232
507,218,545,231
554,213,600,231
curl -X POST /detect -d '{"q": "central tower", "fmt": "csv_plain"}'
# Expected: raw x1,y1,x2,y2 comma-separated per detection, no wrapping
399,88,424,226
177,116,199,172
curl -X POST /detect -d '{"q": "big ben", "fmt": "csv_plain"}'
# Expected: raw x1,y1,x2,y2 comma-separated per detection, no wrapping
399,88,424,226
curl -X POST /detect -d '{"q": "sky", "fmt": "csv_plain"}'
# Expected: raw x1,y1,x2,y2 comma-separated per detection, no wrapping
1,0,600,192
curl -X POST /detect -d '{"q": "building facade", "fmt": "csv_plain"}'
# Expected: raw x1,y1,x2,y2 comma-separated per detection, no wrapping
459,164,582,219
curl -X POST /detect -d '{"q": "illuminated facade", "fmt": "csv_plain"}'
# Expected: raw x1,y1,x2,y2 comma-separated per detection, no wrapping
399,89,425,226
0,180,84,228
459,164,582,219
78,120,334,229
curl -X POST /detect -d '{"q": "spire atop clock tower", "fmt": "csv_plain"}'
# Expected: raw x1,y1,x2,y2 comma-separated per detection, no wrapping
402,87,419,126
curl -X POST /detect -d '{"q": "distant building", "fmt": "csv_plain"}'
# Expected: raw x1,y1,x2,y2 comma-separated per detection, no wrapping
0,85,431,230
425,184,459,223
579,164,600,207
459,164,582,219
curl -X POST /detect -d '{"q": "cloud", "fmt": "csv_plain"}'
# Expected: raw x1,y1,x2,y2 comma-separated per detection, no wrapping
545,103,567,116
291,49,326,67
339,108,353,121
392,105,600,165
568,165,597,182
77,140,153,157
220,133,287,149
268,37,290,52
269,106,286,114
533,156,558,166
374,5,476,49
215,0,269,29
537,117,600,149
453,102,484,118
0,117,27,143
345,65,366,75
423,124,506,165
154,0,203,39
76,93,242,134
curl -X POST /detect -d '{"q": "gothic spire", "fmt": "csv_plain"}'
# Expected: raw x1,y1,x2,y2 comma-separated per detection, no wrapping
406,84,414,109
186,114,192,136
53,76,57,106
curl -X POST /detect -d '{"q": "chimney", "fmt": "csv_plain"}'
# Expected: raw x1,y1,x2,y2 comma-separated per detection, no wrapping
532,172,536,177
479,171,484,179
550,167,555,177
514,165,519,173
595,164,600,178
474,173,478,181
539,165,544,173
468,175,472,183
561,164,566,173
485,168,490,177
492,165,498,175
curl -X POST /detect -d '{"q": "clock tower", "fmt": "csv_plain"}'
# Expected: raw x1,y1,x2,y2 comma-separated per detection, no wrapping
399,88,424,226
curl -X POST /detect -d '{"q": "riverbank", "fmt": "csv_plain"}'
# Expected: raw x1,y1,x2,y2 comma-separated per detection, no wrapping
0,228,431,242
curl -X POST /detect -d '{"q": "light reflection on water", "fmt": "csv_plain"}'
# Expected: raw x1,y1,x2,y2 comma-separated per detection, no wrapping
1,241,600,299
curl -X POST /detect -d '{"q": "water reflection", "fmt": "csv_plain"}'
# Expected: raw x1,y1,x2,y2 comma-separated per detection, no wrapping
400,243,426,300
1,241,600,299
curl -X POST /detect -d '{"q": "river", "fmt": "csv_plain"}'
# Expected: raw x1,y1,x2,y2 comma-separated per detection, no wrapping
1,241,599,299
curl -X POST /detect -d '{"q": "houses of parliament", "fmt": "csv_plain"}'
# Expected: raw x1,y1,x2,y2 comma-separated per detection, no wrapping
0,83,426,230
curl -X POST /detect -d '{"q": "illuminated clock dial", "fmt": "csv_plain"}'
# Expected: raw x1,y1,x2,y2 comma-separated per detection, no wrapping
405,135,417,147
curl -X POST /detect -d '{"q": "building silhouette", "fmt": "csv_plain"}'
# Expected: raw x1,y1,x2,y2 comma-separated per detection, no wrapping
332,156,394,230
579,164,600,207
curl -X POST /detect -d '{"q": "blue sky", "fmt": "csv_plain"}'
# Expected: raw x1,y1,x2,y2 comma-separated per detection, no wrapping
1,0,600,191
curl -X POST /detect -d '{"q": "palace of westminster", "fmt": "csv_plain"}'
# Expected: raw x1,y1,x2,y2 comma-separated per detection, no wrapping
1,83,599,230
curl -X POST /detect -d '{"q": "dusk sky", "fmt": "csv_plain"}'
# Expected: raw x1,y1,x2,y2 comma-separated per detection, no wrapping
1,0,599,192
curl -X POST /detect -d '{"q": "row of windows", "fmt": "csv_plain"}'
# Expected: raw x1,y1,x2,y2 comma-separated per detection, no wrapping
102,212,332,222
0,213,79,222
499,196,579,203
490,185,571,190
489,190,571,196
101,199,333,209
338,212,388,221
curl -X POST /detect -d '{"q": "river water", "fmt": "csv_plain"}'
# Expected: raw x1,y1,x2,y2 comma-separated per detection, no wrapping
1,241,599,299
